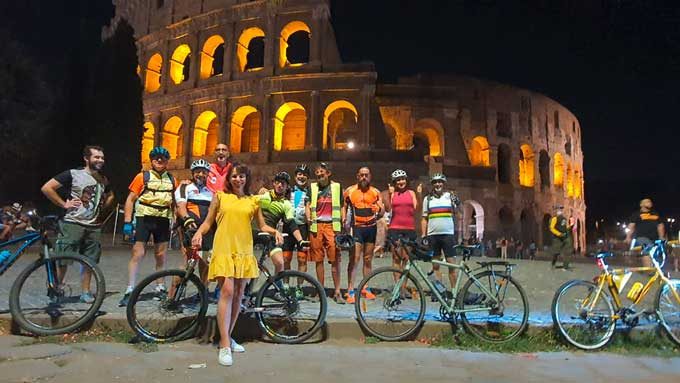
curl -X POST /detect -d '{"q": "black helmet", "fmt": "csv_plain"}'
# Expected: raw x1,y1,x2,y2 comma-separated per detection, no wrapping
295,164,310,176
335,233,355,250
274,171,291,184
413,238,433,261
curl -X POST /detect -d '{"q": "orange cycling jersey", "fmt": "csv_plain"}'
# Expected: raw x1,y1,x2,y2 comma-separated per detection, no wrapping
345,185,381,227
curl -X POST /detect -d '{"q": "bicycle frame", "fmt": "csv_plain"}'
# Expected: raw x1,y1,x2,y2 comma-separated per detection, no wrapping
0,231,43,276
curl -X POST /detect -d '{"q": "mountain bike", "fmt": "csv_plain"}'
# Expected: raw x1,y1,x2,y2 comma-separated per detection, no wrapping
126,232,327,344
551,239,680,350
1,211,106,336
354,238,529,342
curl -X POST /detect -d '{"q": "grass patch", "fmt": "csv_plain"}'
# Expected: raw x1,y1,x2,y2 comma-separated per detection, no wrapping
432,327,680,357
17,328,134,346
363,336,380,344
132,341,159,353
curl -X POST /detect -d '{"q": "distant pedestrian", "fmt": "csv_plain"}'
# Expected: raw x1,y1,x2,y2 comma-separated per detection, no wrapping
500,238,508,260
529,240,537,260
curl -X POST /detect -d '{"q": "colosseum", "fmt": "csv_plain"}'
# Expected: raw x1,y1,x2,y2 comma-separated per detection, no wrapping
104,0,586,251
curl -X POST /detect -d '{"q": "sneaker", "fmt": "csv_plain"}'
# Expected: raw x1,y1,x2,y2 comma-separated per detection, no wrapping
79,292,95,304
361,288,376,300
231,339,245,353
345,290,356,304
218,347,233,366
294,287,304,300
153,285,167,301
118,293,130,307
333,293,346,305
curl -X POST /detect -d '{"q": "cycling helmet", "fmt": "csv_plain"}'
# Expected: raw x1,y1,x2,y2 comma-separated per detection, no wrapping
274,171,291,184
190,159,210,171
413,238,433,261
391,169,408,181
430,173,447,184
335,233,355,250
149,146,170,160
295,164,310,176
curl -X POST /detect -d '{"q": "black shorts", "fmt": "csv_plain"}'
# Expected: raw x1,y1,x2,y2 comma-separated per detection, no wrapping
353,226,377,244
135,216,170,244
282,224,309,251
429,234,456,259
386,229,417,248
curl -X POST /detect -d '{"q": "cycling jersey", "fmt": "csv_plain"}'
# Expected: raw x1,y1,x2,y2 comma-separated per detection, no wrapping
549,215,570,238
630,210,663,240
389,190,416,230
290,184,310,225
129,170,177,218
422,192,455,236
344,185,381,228
259,190,297,230
175,182,214,250
207,162,234,193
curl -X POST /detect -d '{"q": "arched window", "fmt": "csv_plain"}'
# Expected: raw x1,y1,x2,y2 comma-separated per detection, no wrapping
170,44,191,84
323,100,358,150
279,21,310,67
542,213,553,247
462,200,485,241
230,106,260,153
237,27,265,72
145,53,163,93
141,122,155,163
497,144,511,184
199,35,225,79
193,111,219,156
573,168,582,199
413,119,444,156
565,136,572,156
566,162,574,197
520,208,536,244
274,102,306,151
539,150,550,190
499,206,515,236
469,136,490,166
553,153,565,186
518,144,535,187
162,116,184,159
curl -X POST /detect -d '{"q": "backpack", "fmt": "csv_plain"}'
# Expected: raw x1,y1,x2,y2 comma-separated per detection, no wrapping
142,170,176,196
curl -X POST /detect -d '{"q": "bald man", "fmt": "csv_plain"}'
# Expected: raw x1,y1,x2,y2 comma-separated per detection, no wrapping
626,198,666,268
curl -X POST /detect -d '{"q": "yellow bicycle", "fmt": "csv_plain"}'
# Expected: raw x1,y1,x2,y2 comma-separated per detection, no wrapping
551,239,680,350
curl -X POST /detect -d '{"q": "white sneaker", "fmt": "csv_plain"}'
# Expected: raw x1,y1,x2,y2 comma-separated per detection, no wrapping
231,339,245,353
218,347,233,366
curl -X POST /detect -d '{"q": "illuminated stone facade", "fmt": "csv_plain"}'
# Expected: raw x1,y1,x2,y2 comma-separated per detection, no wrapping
105,0,586,250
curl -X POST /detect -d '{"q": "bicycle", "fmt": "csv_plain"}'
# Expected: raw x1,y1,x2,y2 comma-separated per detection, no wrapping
551,239,680,350
1,210,106,336
354,238,529,342
126,231,327,344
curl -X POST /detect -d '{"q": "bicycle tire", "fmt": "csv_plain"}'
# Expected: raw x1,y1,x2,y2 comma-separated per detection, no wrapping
458,270,529,343
126,269,208,343
551,279,616,350
255,270,327,344
354,267,426,341
9,254,106,336
655,279,680,346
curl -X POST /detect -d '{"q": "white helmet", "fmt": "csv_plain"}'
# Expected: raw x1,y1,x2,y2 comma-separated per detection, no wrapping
391,169,408,181
430,173,447,183
190,159,210,171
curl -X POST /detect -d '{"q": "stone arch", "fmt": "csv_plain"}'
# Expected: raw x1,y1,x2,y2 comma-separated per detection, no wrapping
520,208,537,245
553,152,565,187
141,122,155,164
498,206,515,236
518,144,535,187
162,116,184,159
274,102,306,151
237,27,265,72
170,44,191,84
230,106,260,153
413,118,444,156
193,111,219,156
462,200,485,241
497,143,512,184
542,213,553,247
539,150,550,190
323,100,358,150
279,21,310,67
565,136,572,156
384,123,397,149
469,136,490,166
199,35,225,79
144,53,163,93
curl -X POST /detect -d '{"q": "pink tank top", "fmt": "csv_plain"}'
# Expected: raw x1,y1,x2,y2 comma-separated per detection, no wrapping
389,190,415,230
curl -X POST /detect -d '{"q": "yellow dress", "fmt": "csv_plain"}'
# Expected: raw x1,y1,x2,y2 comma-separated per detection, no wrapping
208,192,260,280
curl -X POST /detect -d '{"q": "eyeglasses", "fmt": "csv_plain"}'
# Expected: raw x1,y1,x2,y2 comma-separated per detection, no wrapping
151,157,169,162
215,148,229,152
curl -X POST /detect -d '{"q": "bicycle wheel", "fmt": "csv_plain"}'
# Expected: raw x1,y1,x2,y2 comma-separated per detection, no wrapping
126,269,207,343
551,279,616,350
9,254,105,336
354,267,426,341
458,271,529,343
655,279,680,346
255,270,327,344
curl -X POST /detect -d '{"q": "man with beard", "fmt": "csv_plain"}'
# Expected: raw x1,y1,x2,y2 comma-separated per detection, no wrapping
307,163,345,304
420,173,460,292
343,166,384,304
282,164,311,275
41,145,114,303
207,143,237,193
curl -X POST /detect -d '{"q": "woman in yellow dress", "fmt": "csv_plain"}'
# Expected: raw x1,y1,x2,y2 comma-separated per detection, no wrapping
192,164,282,366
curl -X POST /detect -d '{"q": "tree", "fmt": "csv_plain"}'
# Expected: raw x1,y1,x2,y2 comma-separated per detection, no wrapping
84,19,143,204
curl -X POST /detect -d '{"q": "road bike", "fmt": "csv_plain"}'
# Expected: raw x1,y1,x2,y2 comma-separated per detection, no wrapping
126,231,327,344
1,211,106,336
354,238,529,342
551,239,680,350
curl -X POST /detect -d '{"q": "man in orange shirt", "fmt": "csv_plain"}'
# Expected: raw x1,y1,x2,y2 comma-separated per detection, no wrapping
343,166,384,304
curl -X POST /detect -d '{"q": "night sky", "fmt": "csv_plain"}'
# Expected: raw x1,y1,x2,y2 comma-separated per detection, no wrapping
2,0,678,229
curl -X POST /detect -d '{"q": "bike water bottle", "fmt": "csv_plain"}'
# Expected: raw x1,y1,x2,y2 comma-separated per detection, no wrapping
0,250,12,265
427,271,447,295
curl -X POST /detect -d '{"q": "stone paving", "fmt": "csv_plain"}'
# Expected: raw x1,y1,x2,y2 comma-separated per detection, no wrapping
1,244,678,328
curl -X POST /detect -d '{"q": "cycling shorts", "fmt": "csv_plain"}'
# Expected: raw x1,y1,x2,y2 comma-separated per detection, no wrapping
135,216,170,244
429,234,456,259
353,226,377,245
